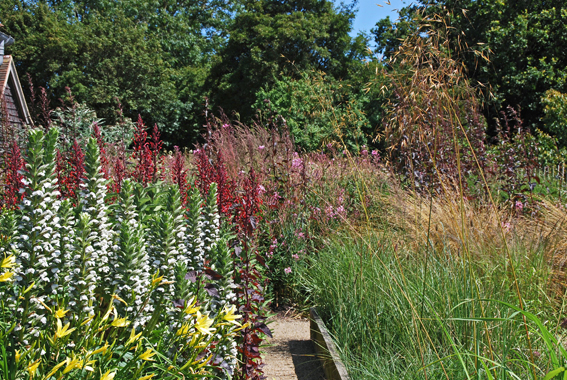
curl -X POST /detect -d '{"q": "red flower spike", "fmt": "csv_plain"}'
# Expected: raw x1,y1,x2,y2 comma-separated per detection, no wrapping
2,140,24,209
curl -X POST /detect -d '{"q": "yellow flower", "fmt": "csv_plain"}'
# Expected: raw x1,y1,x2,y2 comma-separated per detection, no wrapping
222,305,242,325
196,354,213,369
112,294,128,305
43,359,67,379
138,374,156,380
63,356,82,374
139,348,156,361
126,327,142,346
233,321,251,332
27,359,41,378
0,271,13,282
176,323,191,337
183,297,200,315
151,272,164,287
111,317,130,328
82,360,96,372
181,353,212,371
100,370,116,380
55,307,69,319
54,318,76,341
195,311,215,335
81,314,95,326
90,343,109,356
0,255,15,268
15,350,21,362
102,305,115,321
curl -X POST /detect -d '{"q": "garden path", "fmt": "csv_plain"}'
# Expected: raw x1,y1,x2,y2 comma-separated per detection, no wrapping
263,314,326,380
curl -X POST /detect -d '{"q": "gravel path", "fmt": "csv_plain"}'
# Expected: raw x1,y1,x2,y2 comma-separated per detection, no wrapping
263,315,326,380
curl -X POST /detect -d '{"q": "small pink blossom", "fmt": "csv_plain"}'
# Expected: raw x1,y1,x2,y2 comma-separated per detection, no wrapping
501,221,512,233
258,145,265,151
515,201,524,211
284,267,292,274
327,143,333,149
257,184,266,194
342,150,347,155
222,123,229,129
292,254,300,261
361,149,368,156
291,152,303,170
297,232,305,239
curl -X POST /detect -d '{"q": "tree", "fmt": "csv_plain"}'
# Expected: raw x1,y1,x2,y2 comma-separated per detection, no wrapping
373,1,567,139
0,0,235,145
206,0,366,122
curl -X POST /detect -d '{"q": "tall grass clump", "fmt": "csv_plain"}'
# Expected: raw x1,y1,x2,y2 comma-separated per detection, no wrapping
304,229,556,380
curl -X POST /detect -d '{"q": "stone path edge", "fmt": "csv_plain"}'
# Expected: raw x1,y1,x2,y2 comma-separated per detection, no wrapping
310,307,351,380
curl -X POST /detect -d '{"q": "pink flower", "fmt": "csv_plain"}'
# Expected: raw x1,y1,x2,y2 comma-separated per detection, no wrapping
284,267,292,274
222,123,229,128
327,143,333,149
515,201,524,211
291,153,303,170
501,221,512,233
257,184,266,194
297,232,305,239
342,150,347,155
292,254,300,261
371,150,379,158
361,149,368,156
258,145,265,151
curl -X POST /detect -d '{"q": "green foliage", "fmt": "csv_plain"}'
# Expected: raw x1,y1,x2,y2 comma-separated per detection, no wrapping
542,89,567,147
207,0,367,123
0,0,235,145
373,1,567,138
254,72,373,151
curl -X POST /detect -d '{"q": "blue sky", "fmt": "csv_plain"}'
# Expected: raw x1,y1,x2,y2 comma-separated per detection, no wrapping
345,0,413,37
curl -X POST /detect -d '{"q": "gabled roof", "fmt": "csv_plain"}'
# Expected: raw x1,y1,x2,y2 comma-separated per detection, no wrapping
0,55,32,126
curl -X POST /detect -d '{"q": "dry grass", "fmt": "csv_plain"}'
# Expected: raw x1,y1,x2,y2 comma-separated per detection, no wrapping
528,200,567,295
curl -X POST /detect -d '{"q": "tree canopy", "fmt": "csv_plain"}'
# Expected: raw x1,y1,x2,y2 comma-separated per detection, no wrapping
373,0,567,138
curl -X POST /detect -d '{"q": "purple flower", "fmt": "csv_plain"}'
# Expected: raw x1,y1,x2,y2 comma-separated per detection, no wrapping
291,155,303,170
284,267,292,274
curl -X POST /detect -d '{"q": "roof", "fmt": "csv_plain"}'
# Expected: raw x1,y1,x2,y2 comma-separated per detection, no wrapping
0,31,14,47
0,55,32,125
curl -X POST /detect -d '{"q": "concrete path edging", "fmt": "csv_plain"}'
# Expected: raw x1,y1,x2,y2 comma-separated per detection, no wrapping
310,308,351,380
